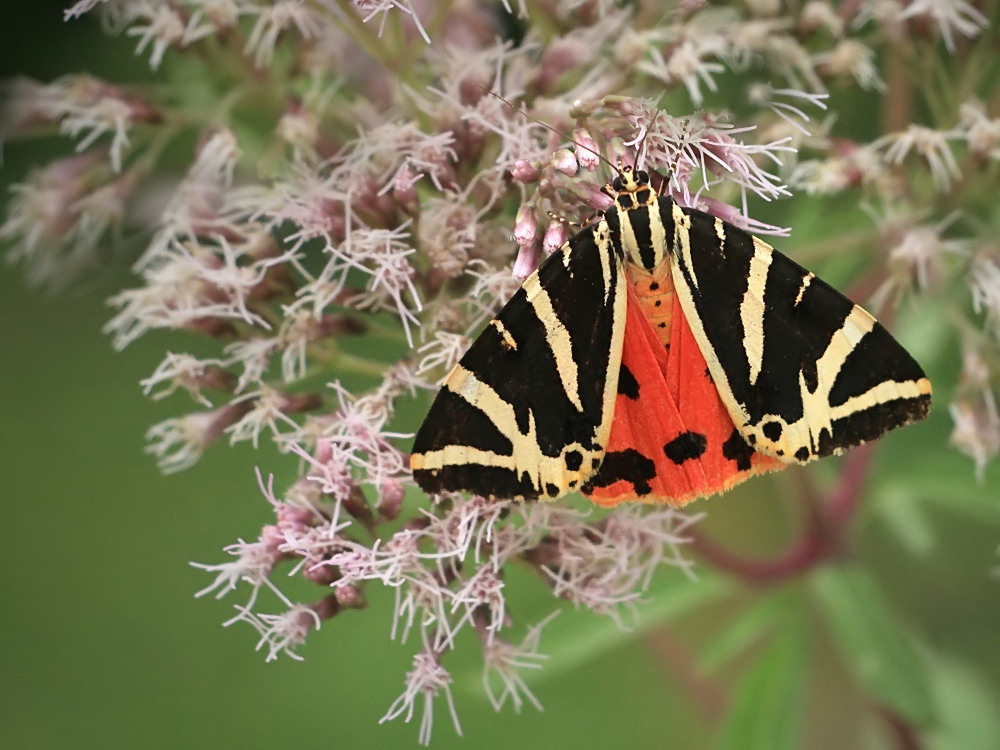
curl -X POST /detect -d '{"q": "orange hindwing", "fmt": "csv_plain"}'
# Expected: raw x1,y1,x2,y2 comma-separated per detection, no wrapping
583,264,783,508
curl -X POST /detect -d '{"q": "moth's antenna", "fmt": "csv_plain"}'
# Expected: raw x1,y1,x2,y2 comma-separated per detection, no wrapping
480,87,621,178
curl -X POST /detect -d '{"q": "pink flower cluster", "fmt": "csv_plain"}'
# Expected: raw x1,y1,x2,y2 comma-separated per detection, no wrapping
3,0,996,742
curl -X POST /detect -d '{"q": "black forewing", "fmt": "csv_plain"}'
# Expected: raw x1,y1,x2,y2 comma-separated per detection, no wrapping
668,201,930,459
412,224,623,498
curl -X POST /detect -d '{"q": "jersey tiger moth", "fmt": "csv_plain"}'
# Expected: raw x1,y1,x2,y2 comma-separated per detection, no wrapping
410,165,932,507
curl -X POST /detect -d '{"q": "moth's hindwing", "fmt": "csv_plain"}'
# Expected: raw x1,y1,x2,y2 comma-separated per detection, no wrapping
410,220,627,499
582,283,784,508
665,201,932,463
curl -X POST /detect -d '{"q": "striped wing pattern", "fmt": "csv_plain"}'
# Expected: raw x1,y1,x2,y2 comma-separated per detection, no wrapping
664,201,932,463
411,166,932,502
410,219,627,500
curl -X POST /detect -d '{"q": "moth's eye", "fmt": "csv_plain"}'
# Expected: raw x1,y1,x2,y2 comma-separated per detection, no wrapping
636,170,649,184
611,176,623,191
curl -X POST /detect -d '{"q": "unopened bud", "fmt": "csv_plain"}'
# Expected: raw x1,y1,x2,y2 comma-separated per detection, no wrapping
551,148,578,176
511,159,541,183
573,129,601,171
512,204,539,247
543,219,571,253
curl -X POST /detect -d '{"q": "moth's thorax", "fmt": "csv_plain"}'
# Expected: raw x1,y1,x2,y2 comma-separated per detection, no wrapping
608,188,673,272
627,261,675,346
613,185,655,212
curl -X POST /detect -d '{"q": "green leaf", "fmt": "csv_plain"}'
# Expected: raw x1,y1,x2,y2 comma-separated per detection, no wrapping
876,486,938,556
537,573,735,679
715,615,808,750
698,591,794,674
811,565,935,724
927,653,1000,750
872,445,1000,524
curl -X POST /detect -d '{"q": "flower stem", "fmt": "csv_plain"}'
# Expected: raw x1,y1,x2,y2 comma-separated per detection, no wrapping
692,444,877,585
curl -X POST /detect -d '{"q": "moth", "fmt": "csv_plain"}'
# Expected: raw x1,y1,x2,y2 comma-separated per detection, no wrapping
410,165,931,507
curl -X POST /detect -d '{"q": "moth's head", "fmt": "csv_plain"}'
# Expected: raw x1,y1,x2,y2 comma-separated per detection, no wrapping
604,164,650,197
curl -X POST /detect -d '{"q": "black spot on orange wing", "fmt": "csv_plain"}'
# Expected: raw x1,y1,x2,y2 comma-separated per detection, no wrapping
618,364,640,399
722,429,755,472
582,449,656,497
663,431,708,464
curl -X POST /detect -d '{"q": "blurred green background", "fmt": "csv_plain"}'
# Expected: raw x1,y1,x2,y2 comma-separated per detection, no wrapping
2,4,1000,749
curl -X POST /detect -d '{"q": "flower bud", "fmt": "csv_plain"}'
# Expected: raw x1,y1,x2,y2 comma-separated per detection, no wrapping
511,159,540,183
573,129,601,171
551,148,578,176
543,219,571,254
512,204,538,247
512,241,541,281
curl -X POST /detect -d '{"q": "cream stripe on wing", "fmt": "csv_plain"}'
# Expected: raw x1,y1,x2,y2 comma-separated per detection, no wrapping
616,206,642,265
740,238,773,386
593,222,615,305
671,203,699,291
491,319,518,351
798,305,876,451
750,373,931,464
713,217,727,253
594,249,627,450
830,378,932,422
414,365,588,493
642,201,669,269
794,273,814,306
522,273,583,412
447,364,521,441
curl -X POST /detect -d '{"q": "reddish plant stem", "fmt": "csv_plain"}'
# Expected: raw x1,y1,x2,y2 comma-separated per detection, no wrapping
689,518,832,585
690,443,877,585
876,704,924,750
